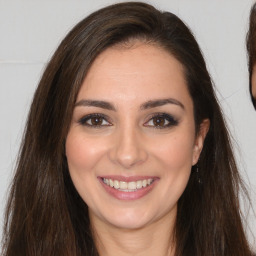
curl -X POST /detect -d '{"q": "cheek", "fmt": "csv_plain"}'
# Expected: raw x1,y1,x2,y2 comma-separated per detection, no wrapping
65,131,107,180
151,132,194,195
149,133,194,210
65,131,109,205
154,133,195,170
66,134,89,171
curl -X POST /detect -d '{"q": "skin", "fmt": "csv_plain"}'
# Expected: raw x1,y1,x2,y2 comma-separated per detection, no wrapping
65,42,209,256
251,65,256,101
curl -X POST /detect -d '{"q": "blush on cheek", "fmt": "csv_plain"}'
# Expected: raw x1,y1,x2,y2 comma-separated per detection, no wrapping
66,133,109,173
65,134,90,172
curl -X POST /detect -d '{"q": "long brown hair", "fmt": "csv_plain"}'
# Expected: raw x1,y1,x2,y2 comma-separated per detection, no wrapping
247,2,256,109
2,2,253,255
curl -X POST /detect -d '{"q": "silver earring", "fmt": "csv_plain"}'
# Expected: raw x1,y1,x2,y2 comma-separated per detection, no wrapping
195,163,202,185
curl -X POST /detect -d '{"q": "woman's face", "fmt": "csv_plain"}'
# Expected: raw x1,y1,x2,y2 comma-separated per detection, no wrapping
66,43,208,230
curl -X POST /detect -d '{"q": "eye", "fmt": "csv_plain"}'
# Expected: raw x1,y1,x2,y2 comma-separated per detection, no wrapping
78,114,112,127
144,113,178,129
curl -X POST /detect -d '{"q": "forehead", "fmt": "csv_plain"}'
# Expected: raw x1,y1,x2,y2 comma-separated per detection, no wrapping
77,42,192,109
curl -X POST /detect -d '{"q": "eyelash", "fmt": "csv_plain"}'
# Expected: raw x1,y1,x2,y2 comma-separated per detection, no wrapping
144,113,178,129
78,113,112,128
78,113,178,129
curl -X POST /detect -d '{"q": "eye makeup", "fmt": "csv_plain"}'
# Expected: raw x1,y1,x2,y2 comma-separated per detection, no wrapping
77,111,179,130
78,113,112,128
144,113,179,129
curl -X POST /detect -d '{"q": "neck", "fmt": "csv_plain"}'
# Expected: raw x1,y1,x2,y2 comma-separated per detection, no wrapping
90,212,176,256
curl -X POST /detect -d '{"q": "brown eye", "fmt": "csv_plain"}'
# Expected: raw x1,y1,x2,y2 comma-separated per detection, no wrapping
152,116,166,127
145,113,178,129
90,116,103,126
78,114,111,127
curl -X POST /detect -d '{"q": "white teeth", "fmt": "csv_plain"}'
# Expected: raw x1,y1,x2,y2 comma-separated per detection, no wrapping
103,178,154,191
103,178,110,185
128,181,136,190
120,181,128,190
114,180,119,189
136,180,142,189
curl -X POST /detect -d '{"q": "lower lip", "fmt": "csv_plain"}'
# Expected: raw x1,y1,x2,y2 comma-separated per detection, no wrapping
99,178,158,200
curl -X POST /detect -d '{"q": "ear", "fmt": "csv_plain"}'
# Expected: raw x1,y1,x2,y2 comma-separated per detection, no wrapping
192,119,210,165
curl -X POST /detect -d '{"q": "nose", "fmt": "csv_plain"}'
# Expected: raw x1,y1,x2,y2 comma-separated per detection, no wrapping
108,127,148,169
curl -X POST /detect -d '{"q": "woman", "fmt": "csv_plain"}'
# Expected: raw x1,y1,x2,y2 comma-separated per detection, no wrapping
2,2,254,255
247,2,256,109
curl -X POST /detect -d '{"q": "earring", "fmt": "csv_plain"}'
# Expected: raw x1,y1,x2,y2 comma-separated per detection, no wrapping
195,163,202,185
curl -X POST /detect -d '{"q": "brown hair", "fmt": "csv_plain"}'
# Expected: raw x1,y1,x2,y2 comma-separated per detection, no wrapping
2,2,253,255
247,2,256,109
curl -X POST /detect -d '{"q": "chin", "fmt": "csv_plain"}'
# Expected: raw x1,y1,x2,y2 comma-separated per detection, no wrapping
109,217,150,230
98,207,155,230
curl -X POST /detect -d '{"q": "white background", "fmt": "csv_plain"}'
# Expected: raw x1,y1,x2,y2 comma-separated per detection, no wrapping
0,0,255,249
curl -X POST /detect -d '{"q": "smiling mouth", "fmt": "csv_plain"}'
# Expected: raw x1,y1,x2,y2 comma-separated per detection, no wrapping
102,178,154,192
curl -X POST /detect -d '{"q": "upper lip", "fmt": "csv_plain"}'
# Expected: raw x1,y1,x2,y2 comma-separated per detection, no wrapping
99,175,158,182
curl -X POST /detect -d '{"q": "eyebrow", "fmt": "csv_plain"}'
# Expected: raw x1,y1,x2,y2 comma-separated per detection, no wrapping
75,98,184,111
75,100,116,111
140,98,185,110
